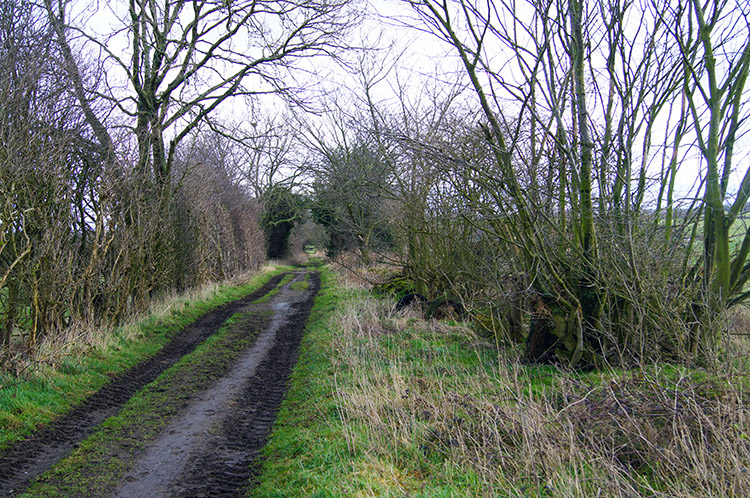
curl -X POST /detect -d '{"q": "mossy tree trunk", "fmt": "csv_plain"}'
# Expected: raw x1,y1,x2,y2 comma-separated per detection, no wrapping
672,0,750,356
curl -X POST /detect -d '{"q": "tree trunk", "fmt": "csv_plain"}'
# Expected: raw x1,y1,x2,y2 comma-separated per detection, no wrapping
525,297,583,366
3,279,19,347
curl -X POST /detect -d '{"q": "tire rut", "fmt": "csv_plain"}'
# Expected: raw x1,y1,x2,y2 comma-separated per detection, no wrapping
0,272,289,497
113,271,321,498
167,272,320,497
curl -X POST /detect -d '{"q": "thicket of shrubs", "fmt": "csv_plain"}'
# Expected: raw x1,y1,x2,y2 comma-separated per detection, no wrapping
0,1,265,356
1,142,265,355
312,0,750,369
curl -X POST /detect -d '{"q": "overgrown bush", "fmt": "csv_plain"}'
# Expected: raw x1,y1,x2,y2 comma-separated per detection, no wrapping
0,0,266,359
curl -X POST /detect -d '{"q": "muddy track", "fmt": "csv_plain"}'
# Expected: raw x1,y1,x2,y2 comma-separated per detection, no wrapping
116,271,321,497
0,272,290,497
175,272,321,496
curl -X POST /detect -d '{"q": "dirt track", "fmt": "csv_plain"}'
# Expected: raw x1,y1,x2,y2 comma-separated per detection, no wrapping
0,270,320,497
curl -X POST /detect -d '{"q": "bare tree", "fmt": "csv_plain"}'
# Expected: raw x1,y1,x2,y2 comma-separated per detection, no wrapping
401,0,703,366
46,0,357,188
228,116,298,198
661,0,750,353
0,0,110,347
172,129,265,286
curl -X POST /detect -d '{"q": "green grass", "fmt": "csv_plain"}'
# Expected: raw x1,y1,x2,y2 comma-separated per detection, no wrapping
249,278,510,497
304,256,325,269
290,273,310,291
253,273,296,304
248,272,356,497
0,266,293,451
6,262,748,496
251,276,750,497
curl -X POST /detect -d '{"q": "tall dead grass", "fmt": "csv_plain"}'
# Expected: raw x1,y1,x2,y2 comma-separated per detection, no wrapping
328,251,397,291
0,265,276,383
330,291,750,497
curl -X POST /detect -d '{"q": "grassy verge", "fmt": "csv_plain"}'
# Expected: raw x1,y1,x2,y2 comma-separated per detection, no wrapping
0,264,294,451
248,269,349,497
252,274,750,497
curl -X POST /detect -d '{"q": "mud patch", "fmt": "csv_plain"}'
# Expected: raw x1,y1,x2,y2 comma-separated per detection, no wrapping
103,274,320,497
112,272,321,497
0,273,288,497
172,273,320,497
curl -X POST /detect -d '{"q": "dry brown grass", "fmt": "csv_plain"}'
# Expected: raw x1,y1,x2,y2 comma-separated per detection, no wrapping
328,251,397,291
329,288,750,497
0,266,273,381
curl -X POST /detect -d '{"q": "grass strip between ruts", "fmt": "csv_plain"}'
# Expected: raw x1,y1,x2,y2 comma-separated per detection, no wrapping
22,306,273,497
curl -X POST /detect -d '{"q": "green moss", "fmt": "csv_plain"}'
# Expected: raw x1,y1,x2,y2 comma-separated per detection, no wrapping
374,274,417,297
